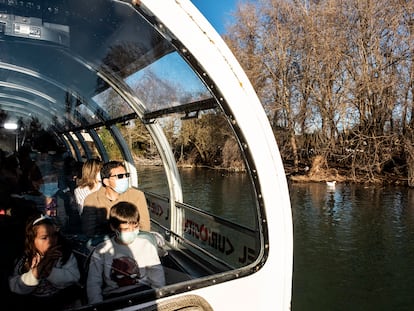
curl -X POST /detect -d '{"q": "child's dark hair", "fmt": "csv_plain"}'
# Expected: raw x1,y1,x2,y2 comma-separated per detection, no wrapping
109,201,140,229
20,214,72,273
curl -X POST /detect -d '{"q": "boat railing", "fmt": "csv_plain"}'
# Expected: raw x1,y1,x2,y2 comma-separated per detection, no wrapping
146,191,260,273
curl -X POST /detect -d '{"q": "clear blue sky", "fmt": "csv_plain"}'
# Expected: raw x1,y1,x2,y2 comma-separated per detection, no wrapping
190,0,239,34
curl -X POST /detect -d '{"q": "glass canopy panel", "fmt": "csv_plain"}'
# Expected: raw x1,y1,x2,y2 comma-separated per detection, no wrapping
91,87,136,121
0,0,216,131
125,52,212,112
0,67,83,130
75,101,102,125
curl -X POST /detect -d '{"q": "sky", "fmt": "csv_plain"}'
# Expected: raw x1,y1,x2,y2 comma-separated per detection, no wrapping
190,0,239,34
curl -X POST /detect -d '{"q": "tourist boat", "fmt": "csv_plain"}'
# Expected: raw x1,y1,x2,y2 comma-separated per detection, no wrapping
0,0,293,310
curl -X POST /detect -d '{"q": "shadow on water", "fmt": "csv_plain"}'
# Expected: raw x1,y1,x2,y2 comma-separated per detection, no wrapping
290,182,414,311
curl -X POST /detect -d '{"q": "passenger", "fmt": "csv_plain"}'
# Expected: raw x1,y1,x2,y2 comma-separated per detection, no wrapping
20,147,61,217
61,156,82,193
57,156,83,234
74,158,102,215
0,184,29,280
86,201,165,304
32,151,72,229
39,174,71,231
0,153,23,196
81,160,150,237
31,132,65,216
8,214,81,310
17,145,42,194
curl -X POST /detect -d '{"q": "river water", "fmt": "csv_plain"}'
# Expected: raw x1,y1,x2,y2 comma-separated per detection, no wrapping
138,167,414,311
290,182,414,311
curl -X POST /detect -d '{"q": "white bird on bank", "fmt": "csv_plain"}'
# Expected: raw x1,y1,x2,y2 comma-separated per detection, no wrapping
326,180,337,187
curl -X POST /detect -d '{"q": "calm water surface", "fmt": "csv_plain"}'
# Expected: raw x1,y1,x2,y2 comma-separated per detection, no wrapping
291,182,414,311
138,167,414,310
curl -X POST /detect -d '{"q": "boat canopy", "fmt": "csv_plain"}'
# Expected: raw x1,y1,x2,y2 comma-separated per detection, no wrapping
1,0,214,153
0,1,293,310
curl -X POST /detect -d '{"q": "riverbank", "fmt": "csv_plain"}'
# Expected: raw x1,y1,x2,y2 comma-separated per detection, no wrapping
283,155,409,185
135,155,409,186
286,164,408,186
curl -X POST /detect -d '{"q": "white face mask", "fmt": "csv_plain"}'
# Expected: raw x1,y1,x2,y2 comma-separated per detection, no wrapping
113,178,129,194
115,229,139,244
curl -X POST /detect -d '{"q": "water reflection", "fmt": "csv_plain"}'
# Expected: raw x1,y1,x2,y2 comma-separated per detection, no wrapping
137,166,256,229
137,166,414,310
291,182,414,311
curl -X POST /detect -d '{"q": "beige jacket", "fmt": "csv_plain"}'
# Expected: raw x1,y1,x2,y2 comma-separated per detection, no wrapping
81,186,150,237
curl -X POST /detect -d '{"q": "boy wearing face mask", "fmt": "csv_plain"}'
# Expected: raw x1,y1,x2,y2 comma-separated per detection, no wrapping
86,201,165,304
81,161,150,238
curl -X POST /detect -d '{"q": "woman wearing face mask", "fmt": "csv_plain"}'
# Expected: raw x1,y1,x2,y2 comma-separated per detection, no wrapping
86,201,165,304
81,161,151,238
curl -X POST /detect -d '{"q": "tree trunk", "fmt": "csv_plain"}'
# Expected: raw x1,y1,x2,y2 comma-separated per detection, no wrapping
404,138,414,187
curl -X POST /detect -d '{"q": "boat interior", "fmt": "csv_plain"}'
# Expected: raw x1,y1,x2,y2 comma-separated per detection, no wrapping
0,1,274,310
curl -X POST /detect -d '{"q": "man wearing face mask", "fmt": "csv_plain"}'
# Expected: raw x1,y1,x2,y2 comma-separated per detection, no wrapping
86,201,165,304
81,161,150,238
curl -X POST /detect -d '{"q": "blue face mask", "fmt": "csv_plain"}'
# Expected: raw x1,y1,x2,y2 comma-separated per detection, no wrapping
113,178,129,194
29,152,38,161
40,182,59,197
116,229,139,244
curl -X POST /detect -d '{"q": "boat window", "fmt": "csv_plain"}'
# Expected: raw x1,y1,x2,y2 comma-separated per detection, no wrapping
67,131,101,160
151,110,257,229
0,1,264,309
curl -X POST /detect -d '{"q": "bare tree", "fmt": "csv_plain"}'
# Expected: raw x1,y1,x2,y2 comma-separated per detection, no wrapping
225,0,414,183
